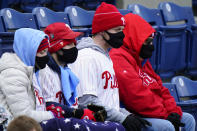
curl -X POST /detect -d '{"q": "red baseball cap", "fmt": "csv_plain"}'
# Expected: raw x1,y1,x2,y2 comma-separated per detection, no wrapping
44,22,82,53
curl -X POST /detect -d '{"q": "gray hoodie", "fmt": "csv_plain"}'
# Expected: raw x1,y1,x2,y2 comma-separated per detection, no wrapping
72,37,130,123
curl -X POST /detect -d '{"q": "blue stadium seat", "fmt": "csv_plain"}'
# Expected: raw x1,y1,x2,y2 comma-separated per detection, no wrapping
163,83,180,102
0,17,5,32
171,76,197,101
0,16,14,57
0,8,39,31
128,4,187,79
0,8,36,56
171,76,197,130
158,2,197,77
118,9,131,16
0,32,14,57
32,7,70,30
65,6,94,37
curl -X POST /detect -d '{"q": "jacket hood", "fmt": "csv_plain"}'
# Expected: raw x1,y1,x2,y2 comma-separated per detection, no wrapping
123,13,155,60
77,37,109,57
13,28,48,66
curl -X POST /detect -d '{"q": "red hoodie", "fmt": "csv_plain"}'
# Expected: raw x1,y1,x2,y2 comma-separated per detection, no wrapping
110,13,182,119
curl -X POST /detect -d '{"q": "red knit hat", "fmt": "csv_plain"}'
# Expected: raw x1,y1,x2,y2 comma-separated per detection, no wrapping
37,37,49,53
92,2,125,34
44,22,82,53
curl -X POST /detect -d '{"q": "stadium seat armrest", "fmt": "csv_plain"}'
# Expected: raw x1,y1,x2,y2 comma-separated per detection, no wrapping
191,24,197,30
176,101,197,107
159,25,187,31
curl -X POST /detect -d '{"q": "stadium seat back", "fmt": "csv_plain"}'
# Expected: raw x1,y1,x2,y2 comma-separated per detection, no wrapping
65,6,94,37
0,17,5,32
163,83,179,102
171,76,197,131
0,8,38,31
0,32,14,57
33,7,70,30
171,76,197,100
159,2,197,77
158,2,195,27
65,6,93,27
128,4,164,27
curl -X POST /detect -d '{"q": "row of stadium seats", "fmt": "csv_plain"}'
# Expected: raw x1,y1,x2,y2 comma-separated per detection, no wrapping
0,0,116,12
164,76,197,131
0,6,95,57
0,2,196,80
0,6,132,56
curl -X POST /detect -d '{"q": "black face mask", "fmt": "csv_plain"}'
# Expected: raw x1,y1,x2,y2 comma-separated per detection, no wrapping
57,47,78,64
103,31,125,48
139,37,154,59
35,55,49,70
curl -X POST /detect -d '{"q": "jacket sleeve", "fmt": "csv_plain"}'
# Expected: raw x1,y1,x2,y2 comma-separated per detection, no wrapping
160,84,182,117
0,68,54,122
155,74,182,117
111,52,169,119
145,62,182,117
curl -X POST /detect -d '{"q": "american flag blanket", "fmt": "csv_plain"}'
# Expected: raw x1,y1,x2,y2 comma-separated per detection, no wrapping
40,118,125,131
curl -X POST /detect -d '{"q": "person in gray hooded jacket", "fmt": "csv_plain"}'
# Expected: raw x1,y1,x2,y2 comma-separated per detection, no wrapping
0,28,52,123
69,2,152,131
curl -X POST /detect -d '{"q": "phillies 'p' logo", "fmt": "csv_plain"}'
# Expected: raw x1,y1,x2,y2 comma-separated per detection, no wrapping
102,71,118,89
139,69,155,86
102,71,111,89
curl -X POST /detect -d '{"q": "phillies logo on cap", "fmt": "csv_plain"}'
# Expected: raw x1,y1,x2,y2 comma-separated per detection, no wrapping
50,34,54,39
65,24,71,29
121,17,125,25
60,41,64,46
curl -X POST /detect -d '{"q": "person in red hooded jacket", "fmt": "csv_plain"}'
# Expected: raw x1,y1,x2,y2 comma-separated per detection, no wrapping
110,13,195,131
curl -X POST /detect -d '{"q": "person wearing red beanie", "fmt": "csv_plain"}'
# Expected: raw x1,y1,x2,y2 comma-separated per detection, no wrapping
69,2,151,131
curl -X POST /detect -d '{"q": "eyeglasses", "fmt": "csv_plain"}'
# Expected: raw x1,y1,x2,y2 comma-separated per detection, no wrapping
145,37,153,45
